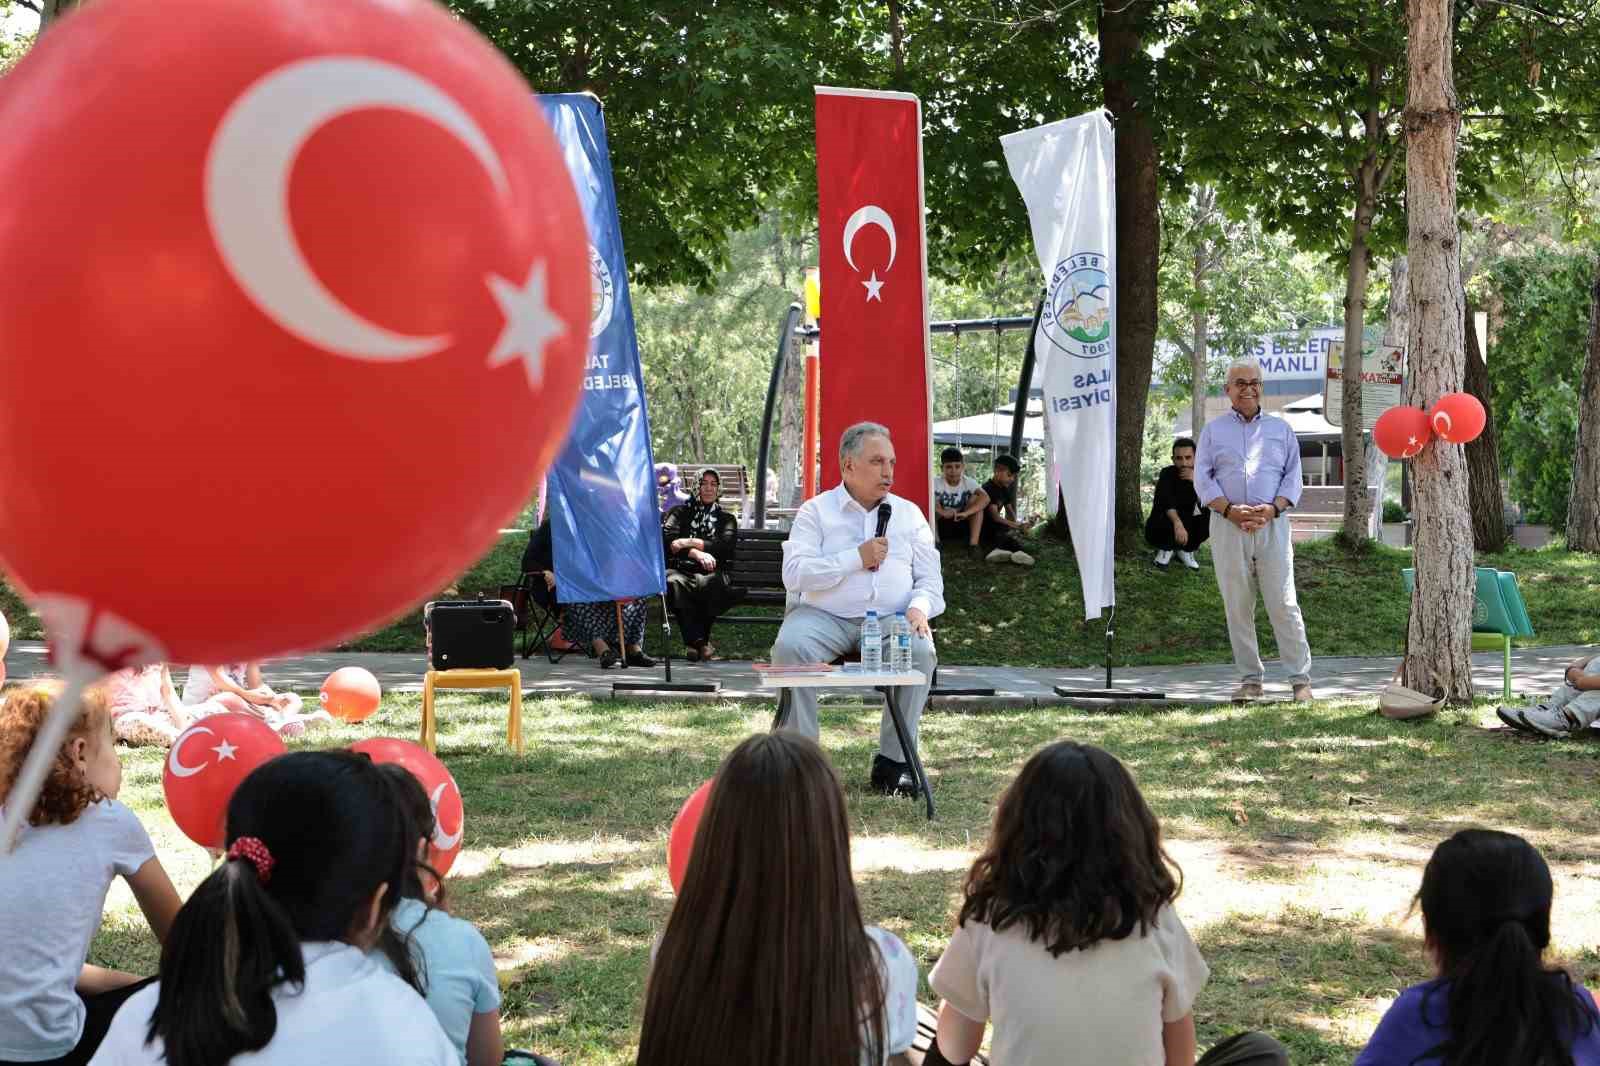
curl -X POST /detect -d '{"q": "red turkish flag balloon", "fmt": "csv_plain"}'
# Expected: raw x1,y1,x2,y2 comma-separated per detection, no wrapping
0,0,588,674
1374,405,1434,459
667,779,715,894
351,737,465,877
1430,392,1487,445
163,714,288,849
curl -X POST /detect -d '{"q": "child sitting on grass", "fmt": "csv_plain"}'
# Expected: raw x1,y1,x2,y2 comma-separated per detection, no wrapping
96,665,250,748
374,763,557,1066
638,732,918,1066
1497,652,1600,739
181,663,328,738
928,740,1288,1066
978,455,1035,567
0,682,181,1066
933,447,989,559
1355,829,1599,1066
89,750,457,1066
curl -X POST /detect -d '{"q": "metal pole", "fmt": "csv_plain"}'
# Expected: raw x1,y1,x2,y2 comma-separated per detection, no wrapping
754,303,803,528
1009,293,1048,459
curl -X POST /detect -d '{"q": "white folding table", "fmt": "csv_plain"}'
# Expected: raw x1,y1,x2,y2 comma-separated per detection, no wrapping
759,668,934,820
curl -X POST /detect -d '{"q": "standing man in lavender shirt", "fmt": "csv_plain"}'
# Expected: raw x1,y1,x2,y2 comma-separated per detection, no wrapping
1195,361,1314,702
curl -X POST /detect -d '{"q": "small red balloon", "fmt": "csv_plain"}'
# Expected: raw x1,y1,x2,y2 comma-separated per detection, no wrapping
667,779,715,894
0,0,588,673
1430,392,1486,445
350,737,465,877
163,714,287,849
1374,405,1434,459
320,667,382,722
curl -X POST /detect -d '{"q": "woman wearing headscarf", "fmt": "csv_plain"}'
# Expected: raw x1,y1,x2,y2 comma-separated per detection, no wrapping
661,469,741,662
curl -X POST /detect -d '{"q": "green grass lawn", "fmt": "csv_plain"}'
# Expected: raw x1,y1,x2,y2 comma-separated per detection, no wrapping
4,533,1595,666
90,691,1600,1064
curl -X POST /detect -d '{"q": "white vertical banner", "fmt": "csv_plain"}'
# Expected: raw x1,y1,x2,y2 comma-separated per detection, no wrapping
1001,111,1116,620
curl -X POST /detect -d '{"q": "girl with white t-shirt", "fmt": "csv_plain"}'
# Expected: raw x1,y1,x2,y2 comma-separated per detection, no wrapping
0,682,182,1066
88,750,457,1066
637,732,918,1066
928,741,1289,1066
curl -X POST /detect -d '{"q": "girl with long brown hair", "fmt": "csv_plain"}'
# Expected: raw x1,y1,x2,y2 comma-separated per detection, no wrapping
637,732,917,1066
928,741,1287,1066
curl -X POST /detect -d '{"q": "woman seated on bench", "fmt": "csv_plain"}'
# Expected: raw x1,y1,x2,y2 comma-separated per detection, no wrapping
661,468,740,662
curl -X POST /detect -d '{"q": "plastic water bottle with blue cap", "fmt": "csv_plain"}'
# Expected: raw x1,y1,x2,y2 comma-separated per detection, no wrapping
860,610,882,673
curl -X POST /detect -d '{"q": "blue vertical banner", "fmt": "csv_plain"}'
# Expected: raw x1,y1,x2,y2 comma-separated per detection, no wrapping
538,94,666,603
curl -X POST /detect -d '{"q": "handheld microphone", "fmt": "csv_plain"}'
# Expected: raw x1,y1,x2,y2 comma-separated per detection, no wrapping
870,502,892,571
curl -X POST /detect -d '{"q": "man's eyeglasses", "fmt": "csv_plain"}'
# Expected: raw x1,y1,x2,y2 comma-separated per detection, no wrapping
1229,379,1263,390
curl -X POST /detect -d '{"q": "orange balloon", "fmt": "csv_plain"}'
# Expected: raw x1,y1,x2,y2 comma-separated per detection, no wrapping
667,779,714,894
320,666,382,722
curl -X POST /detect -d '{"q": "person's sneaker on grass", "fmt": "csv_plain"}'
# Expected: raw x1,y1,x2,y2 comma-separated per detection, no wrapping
985,548,1013,564
1177,550,1199,570
1009,550,1036,567
1496,705,1540,734
1515,703,1586,739
1153,549,1172,570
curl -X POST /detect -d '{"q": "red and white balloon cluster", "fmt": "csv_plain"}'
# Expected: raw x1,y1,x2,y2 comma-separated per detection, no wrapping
1374,393,1486,459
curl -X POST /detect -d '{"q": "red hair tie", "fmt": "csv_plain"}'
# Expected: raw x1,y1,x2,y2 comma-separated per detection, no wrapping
226,836,274,884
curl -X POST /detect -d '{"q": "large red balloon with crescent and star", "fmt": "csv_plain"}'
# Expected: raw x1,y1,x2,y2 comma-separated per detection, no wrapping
1374,405,1434,460
0,0,589,674
163,714,288,849
351,737,465,877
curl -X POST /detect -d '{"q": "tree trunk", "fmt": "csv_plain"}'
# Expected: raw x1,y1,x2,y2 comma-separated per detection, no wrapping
1567,256,1600,551
1403,0,1474,703
777,334,808,509
37,0,77,31
1338,162,1378,542
1196,238,1203,438
1100,0,1161,552
1462,297,1509,551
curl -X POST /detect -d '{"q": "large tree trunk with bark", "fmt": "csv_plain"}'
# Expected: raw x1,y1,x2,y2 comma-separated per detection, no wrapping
777,333,808,509
1402,0,1474,703
1567,257,1600,551
1463,297,1509,551
1100,0,1161,552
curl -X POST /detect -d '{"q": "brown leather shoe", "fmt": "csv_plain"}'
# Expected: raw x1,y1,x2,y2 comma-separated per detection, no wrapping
1293,683,1314,702
1231,682,1264,703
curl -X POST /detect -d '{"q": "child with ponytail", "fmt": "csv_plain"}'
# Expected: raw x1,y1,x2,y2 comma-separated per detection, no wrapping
1355,828,1600,1066
88,750,457,1066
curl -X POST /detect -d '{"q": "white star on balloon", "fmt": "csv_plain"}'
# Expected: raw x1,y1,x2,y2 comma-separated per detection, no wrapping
862,270,885,302
486,263,566,389
1407,435,1420,446
212,739,239,762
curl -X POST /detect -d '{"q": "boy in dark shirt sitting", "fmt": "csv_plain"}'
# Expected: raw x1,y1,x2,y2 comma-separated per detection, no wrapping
1144,437,1209,570
979,454,1036,567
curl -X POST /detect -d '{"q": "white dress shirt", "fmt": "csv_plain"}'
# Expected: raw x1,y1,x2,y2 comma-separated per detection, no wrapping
782,485,945,620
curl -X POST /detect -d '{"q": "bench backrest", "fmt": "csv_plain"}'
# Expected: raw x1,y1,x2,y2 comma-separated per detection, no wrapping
728,528,786,592
1400,567,1535,637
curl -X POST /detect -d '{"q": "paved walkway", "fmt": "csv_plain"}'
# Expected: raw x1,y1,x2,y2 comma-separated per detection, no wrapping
5,639,1593,710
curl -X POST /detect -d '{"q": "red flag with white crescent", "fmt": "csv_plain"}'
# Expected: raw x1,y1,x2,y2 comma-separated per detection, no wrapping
815,87,932,518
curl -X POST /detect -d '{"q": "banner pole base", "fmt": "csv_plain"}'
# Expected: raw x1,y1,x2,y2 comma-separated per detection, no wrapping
1051,605,1165,701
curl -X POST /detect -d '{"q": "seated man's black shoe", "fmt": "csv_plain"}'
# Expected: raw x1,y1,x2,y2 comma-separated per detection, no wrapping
625,650,656,668
870,754,921,798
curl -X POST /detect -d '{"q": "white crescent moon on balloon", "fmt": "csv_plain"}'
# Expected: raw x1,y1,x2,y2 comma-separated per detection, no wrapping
1434,411,1453,437
430,782,463,851
168,727,214,779
205,56,510,361
842,205,897,274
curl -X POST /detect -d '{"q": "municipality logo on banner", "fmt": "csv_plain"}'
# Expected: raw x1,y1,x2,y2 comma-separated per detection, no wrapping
1001,111,1117,619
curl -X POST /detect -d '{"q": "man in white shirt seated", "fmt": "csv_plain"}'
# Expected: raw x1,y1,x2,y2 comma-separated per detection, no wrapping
771,421,945,797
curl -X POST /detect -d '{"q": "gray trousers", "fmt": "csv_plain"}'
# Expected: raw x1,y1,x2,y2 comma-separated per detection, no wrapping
1540,682,1600,728
769,604,936,763
1210,514,1313,686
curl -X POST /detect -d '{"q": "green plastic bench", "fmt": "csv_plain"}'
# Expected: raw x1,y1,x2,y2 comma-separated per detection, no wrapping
1401,567,1535,698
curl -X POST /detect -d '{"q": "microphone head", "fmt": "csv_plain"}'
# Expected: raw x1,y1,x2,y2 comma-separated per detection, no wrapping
875,501,892,536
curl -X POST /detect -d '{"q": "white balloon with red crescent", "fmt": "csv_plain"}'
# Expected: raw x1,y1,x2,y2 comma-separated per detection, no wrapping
430,781,463,851
168,726,215,779
204,55,565,388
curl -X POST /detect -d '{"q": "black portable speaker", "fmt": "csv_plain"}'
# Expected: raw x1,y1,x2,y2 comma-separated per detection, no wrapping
424,598,515,671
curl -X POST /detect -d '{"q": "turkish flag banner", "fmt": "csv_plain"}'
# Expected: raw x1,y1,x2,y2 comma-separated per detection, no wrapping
815,87,933,518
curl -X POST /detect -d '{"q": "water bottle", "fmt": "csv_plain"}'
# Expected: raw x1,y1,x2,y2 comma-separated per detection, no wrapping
892,611,912,674
860,610,882,673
